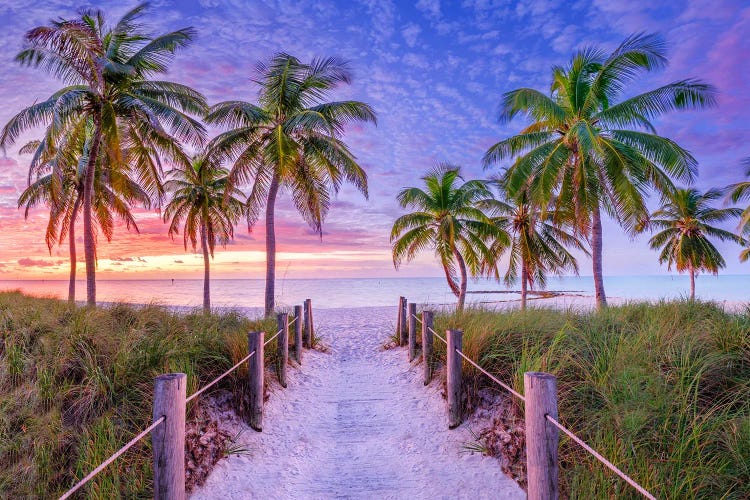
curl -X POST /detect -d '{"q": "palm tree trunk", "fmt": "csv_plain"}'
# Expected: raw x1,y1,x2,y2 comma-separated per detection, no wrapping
68,195,82,304
690,266,695,300
591,202,607,308
264,173,280,317
83,115,102,306
201,223,210,313
521,264,528,310
453,247,468,311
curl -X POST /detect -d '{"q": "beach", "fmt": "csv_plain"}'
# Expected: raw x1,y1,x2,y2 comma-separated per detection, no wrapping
190,306,524,499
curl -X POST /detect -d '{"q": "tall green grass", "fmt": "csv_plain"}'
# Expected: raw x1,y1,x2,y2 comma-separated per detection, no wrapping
434,300,750,499
0,291,276,498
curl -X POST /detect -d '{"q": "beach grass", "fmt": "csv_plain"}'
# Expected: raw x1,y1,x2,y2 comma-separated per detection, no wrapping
433,300,750,499
0,291,276,498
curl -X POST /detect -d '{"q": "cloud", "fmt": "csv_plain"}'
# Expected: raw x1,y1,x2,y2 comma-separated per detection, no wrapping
401,23,421,48
17,257,62,267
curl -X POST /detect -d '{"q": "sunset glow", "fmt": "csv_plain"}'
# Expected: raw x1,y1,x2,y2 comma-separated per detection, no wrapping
0,1,748,280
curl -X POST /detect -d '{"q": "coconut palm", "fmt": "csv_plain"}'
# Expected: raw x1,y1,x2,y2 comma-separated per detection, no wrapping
163,154,245,312
18,122,149,303
1,3,207,305
482,188,588,309
391,165,509,311
483,32,716,308
647,188,743,299
726,157,750,262
206,53,376,316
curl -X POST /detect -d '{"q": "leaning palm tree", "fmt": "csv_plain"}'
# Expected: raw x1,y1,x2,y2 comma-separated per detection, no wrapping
726,157,750,262
391,165,509,311
18,122,149,302
646,188,743,299
482,188,588,309
1,3,206,305
163,154,245,312
484,32,716,308
206,53,376,316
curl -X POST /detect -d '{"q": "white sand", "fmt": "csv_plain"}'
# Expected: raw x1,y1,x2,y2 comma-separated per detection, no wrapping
190,306,525,499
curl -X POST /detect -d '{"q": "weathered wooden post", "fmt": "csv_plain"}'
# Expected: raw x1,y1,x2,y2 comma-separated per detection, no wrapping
396,296,404,343
277,313,289,388
421,310,434,385
399,297,408,346
524,372,559,500
152,373,186,500
294,305,303,364
408,302,418,361
447,329,463,429
248,331,264,431
304,299,315,348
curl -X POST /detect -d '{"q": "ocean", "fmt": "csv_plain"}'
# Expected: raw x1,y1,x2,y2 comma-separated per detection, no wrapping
0,275,747,309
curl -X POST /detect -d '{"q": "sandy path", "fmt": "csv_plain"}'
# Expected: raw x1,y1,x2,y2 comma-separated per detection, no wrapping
191,306,525,500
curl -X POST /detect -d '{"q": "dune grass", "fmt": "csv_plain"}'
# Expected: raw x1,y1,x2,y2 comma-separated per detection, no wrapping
433,300,750,499
0,291,277,498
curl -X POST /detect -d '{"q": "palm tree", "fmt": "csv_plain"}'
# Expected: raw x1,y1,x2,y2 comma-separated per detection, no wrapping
163,154,245,312
1,3,207,305
206,53,376,316
18,122,149,303
483,33,716,308
482,189,588,309
391,165,509,311
726,157,750,262
646,188,743,299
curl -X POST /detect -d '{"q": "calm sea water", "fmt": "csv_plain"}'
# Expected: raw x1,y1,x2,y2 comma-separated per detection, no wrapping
0,275,747,309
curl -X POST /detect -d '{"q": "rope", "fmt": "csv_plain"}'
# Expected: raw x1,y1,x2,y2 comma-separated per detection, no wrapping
453,348,526,402
264,327,284,347
59,416,166,500
427,326,447,345
186,350,257,403
545,415,656,500
289,315,298,326
413,308,652,499
412,314,423,325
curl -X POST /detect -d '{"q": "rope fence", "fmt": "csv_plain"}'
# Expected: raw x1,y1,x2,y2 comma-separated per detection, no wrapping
402,300,655,500
59,416,166,500
264,327,284,347
452,347,525,402
186,350,257,403
545,414,657,500
57,300,315,500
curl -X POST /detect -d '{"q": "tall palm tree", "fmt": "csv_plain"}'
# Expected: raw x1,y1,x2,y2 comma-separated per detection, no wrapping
646,188,743,299
391,165,509,311
726,157,750,262
1,3,207,305
482,189,588,309
163,154,245,312
18,122,149,303
206,53,376,316
483,32,716,308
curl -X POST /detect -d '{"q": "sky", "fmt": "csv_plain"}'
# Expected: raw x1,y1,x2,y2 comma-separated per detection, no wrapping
0,0,748,280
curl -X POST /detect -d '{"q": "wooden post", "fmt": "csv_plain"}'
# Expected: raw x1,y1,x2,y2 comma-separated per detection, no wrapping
152,373,186,500
308,299,315,347
447,329,463,429
303,299,314,348
277,313,289,388
524,372,559,500
294,305,303,364
248,331,264,432
408,302,417,361
396,296,404,343
421,310,434,385
399,297,408,346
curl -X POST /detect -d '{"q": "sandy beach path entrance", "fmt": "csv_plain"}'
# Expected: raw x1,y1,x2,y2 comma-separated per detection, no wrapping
191,306,525,499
